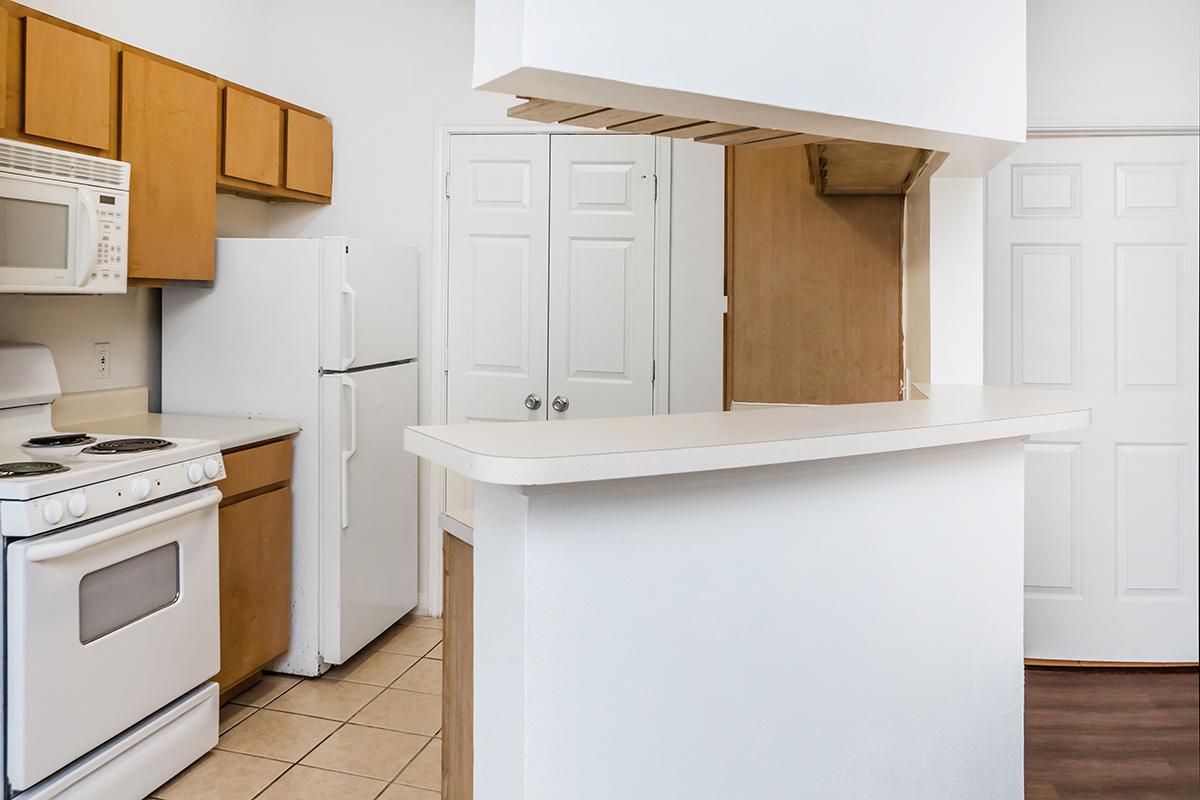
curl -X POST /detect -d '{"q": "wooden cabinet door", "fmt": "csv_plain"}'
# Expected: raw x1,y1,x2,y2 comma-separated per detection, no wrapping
216,486,293,691
120,52,217,281
285,109,333,197
22,18,112,149
223,87,281,186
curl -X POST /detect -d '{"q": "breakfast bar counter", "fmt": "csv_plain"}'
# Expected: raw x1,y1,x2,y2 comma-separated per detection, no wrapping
407,385,1090,800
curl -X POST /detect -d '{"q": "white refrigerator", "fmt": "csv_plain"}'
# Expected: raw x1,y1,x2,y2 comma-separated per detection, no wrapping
162,237,418,674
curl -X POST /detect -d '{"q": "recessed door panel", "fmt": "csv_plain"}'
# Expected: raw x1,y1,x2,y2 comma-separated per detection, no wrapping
447,135,550,425
549,134,656,419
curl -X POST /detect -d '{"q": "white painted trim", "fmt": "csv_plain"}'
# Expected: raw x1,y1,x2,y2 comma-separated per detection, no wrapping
1028,112,1200,138
425,123,674,614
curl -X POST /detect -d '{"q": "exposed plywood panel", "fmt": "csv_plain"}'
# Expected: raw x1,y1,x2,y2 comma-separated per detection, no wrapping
808,140,934,195
726,145,904,406
442,531,473,800
508,97,603,122
563,107,654,128
656,121,747,139
608,115,702,133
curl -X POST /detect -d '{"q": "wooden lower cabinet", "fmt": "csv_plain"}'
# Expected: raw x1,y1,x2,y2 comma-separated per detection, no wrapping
213,437,295,698
443,531,473,799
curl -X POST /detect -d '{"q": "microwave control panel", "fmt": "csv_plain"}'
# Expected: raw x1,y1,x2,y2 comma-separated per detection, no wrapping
83,189,129,292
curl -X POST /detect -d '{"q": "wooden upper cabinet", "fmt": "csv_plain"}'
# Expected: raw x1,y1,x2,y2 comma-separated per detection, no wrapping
120,52,217,281
22,17,112,149
285,109,333,197
223,87,281,186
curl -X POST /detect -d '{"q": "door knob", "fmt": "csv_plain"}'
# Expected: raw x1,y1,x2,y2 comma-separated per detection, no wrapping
552,395,570,413
524,393,542,410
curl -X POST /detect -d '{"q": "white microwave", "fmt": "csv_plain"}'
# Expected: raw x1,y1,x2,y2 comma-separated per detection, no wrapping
0,138,130,294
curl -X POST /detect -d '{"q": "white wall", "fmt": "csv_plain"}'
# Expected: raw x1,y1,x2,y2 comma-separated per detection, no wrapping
929,178,984,384
2,1,275,404
1027,0,1200,132
473,0,1026,172
902,174,931,389
668,140,724,413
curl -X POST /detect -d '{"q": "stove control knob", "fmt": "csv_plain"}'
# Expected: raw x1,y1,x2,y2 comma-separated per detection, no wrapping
130,477,152,500
203,458,221,480
187,463,204,484
68,492,88,518
42,499,65,525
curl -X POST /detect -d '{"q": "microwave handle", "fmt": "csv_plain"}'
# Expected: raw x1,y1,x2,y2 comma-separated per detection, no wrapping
76,191,100,287
23,489,222,563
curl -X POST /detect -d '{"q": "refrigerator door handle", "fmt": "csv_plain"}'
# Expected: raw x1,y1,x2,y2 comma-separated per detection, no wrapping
342,280,358,370
341,375,358,528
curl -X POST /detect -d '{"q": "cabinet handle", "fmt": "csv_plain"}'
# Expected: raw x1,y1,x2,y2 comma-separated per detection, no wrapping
524,393,542,411
552,395,569,413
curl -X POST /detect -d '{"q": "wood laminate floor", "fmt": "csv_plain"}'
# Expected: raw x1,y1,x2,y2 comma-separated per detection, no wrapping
1026,667,1200,800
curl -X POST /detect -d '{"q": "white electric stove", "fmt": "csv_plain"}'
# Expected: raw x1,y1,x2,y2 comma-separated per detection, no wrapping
1,343,223,800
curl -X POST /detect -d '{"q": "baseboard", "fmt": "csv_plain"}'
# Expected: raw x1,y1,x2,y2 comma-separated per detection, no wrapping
1025,658,1199,669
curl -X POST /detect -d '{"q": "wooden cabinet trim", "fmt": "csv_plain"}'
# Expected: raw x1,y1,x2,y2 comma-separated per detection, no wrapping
217,437,294,503
223,86,281,186
22,17,111,149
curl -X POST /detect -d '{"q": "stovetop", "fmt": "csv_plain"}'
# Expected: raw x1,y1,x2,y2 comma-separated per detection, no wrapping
0,431,220,502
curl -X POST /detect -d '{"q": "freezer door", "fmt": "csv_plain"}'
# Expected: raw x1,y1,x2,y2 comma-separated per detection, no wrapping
320,238,419,371
319,362,418,663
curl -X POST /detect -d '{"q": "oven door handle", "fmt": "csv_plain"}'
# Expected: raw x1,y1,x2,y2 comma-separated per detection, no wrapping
24,489,222,563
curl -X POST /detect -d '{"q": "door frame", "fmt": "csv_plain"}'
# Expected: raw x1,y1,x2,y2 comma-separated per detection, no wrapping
423,122,673,615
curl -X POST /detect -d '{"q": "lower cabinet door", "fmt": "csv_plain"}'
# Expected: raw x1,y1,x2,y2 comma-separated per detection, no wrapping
216,486,292,690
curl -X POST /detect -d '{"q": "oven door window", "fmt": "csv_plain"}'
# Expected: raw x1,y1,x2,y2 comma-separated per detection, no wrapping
0,196,70,270
78,542,181,644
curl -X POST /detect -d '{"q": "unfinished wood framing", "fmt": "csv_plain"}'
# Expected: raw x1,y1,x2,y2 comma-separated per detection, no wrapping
508,95,940,195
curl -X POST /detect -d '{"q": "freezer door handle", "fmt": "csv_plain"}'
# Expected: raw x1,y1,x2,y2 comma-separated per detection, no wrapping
342,280,358,370
341,375,358,528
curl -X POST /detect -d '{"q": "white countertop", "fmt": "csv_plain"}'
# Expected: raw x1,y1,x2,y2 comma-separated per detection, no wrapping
67,413,300,452
405,385,1090,486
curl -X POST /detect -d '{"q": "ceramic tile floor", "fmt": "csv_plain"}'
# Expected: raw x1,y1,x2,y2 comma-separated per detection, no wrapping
150,613,443,800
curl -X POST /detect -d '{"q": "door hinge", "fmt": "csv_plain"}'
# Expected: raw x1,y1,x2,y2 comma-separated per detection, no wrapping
651,359,656,382
444,172,450,199
652,174,658,202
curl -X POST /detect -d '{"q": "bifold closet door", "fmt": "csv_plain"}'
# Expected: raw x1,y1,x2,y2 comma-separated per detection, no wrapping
547,134,657,419
447,134,551,425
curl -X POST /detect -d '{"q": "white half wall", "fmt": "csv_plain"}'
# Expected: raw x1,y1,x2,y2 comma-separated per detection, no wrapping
929,178,985,384
1027,0,1200,132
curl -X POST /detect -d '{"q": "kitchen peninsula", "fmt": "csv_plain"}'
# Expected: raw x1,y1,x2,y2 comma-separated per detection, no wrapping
406,385,1091,799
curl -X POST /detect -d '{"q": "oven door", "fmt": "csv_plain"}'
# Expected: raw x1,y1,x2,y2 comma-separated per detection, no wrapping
5,488,221,791
0,174,92,292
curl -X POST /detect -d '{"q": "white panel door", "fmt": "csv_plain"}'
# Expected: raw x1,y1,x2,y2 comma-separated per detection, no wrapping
319,363,418,663
447,134,550,425
986,136,1199,662
548,134,656,419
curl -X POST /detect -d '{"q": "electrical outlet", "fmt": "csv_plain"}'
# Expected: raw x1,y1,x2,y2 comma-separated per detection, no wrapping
93,342,111,379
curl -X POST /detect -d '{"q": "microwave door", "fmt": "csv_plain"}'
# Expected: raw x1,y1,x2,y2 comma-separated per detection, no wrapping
0,176,82,290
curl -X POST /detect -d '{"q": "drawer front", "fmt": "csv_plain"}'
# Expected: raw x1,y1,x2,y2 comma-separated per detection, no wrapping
217,438,293,500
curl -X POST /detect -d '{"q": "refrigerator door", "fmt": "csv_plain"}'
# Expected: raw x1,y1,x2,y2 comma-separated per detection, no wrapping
319,362,419,664
320,238,419,371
